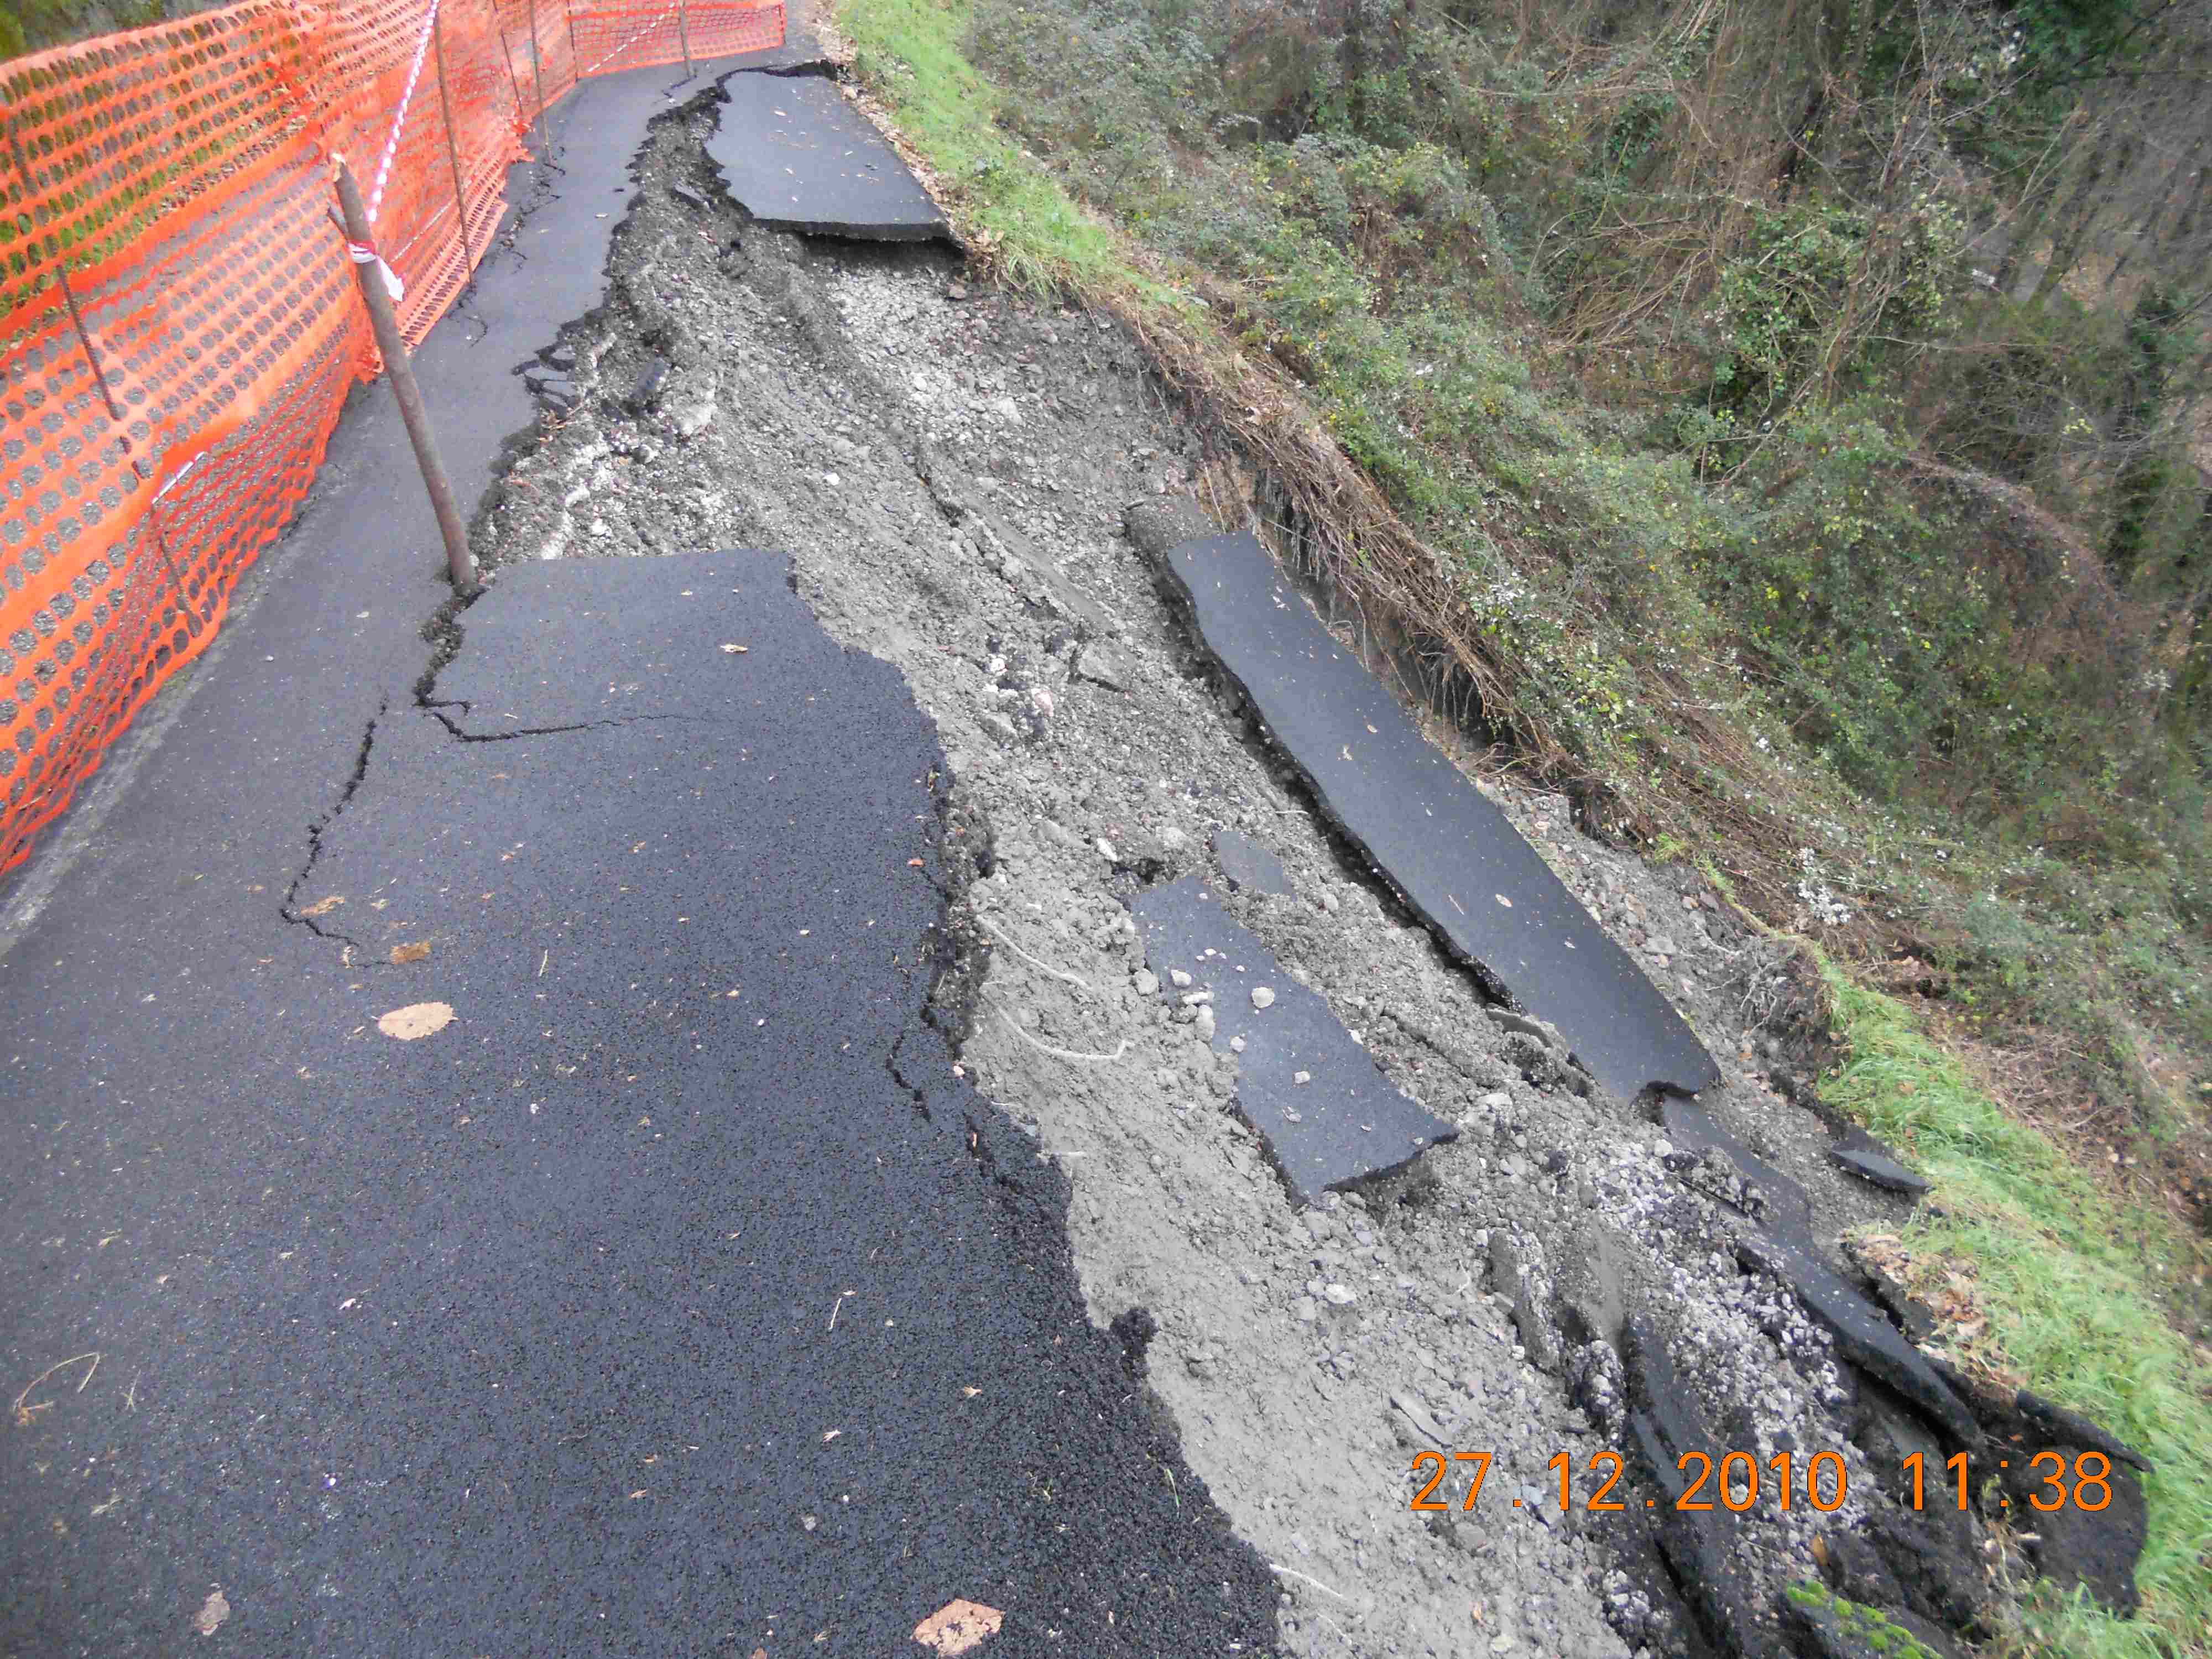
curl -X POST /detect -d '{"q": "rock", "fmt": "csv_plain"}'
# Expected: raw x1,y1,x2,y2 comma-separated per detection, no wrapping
1074,641,1133,691
1293,1296,1319,1323
1250,986,1276,1009
1133,968,1159,997
668,183,708,211
1097,838,1116,862
1490,1229,1561,1374
1317,886,1340,914
1643,933,1678,958
1229,1035,1246,1053
541,343,577,373
1213,827,1292,896
1170,969,1193,989
1390,1392,1448,1448
670,377,719,437
946,280,969,300
1831,1145,1932,1195
1324,1283,1355,1305
628,353,671,413
1478,1091,1512,1110
1293,1070,1310,1084
1194,1005,1217,1042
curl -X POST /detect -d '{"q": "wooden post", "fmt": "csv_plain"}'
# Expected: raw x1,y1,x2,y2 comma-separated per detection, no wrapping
332,159,479,597
677,0,693,80
431,5,477,286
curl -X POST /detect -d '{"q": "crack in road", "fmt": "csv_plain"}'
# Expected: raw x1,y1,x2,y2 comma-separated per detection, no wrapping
279,697,387,953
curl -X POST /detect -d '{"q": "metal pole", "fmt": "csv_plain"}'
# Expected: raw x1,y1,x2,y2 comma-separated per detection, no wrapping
493,11,529,135
677,0,693,80
431,5,477,287
525,0,547,150
7,117,126,429
564,0,580,81
331,159,479,596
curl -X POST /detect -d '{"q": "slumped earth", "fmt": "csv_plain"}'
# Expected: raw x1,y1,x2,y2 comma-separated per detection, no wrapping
456,79,2154,1659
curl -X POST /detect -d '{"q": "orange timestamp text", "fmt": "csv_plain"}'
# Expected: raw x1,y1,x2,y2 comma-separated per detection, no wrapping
1410,1448,2120,1515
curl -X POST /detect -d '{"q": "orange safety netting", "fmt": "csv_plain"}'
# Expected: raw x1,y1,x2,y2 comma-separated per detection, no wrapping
0,0,783,872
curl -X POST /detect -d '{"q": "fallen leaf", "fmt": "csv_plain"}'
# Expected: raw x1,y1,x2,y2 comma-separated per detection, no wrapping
822,1428,842,1442
193,1587,229,1637
298,895,345,917
377,1001,454,1041
914,1599,1003,1655
721,643,749,654
907,858,925,868
961,1386,981,1399
388,942,431,965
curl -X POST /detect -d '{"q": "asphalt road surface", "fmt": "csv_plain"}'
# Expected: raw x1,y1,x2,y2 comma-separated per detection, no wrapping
0,57,1274,1659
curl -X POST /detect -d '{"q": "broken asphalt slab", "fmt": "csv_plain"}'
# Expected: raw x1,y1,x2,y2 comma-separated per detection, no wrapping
1211,826,1292,896
0,551,1279,1655
1132,874,1456,1204
1128,515,1718,1106
708,69,950,241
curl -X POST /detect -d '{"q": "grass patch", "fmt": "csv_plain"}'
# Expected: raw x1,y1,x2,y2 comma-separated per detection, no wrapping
837,0,1141,296
1820,959,2212,1658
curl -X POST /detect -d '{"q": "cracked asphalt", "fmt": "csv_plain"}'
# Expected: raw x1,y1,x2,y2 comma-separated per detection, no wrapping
0,53,1275,1659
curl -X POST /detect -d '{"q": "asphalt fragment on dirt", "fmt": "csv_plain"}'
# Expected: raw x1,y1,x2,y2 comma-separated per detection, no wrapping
708,70,950,241
1132,874,1457,1202
1136,524,1719,1107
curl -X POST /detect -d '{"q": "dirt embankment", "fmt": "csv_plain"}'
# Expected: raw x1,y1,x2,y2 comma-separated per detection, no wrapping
466,87,2123,1658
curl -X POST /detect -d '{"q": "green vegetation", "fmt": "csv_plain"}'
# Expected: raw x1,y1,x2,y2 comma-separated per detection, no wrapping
1,0,164,59
1823,964,2212,1655
1785,1583,1944,1658
833,1,2212,1653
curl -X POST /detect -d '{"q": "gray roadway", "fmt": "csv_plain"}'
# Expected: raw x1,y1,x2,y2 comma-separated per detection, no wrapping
0,56,1274,1659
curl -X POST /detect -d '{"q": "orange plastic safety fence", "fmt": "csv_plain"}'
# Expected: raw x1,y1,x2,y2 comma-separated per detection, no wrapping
569,0,784,79
0,0,782,871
